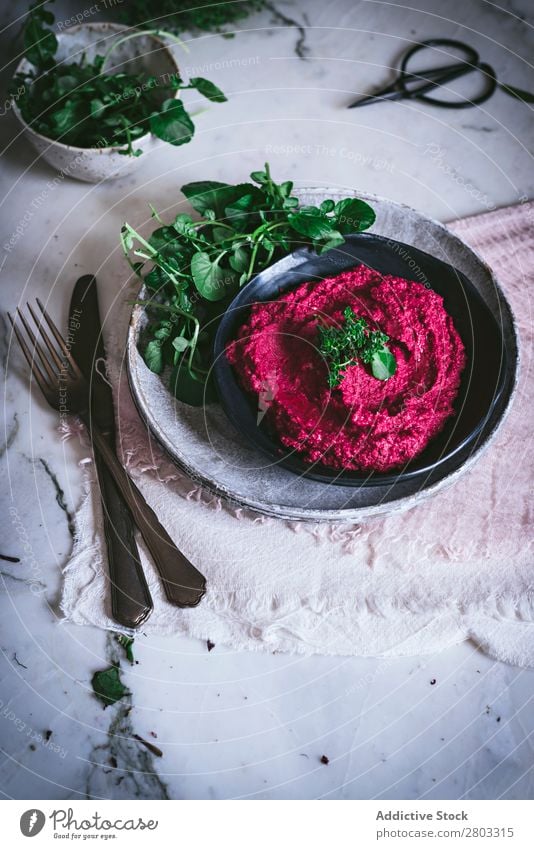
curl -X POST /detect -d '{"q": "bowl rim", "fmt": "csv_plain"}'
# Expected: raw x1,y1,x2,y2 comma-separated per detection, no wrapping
11,21,180,155
212,232,509,487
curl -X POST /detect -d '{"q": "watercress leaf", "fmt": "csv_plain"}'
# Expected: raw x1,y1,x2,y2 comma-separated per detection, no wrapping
24,5,58,70
181,181,230,214
189,76,227,103
90,98,106,118
54,74,79,96
149,98,194,146
212,226,231,243
250,169,268,184
154,322,173,340
39,9,55,25
190,251,237,301
172,336,190,352
49,101,78,135
116,635,135,664
371,345,397,380
287,209,336,240
166,255,189,277
333,198,376,234
173,213,196,236
148,225,184,258
170,363,217,406
144,264,167,290
144,339,164,373
229,245,250,273
224,189,263,229
319,232,346,253
188,182,259,219
92,665,128,707
282,196,299,209
320,199,335,213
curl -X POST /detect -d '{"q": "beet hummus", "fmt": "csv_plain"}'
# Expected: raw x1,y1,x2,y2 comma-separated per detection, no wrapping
225,265,466,472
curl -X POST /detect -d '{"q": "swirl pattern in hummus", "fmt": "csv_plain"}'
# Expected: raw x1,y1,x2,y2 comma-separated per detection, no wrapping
226,265,466,472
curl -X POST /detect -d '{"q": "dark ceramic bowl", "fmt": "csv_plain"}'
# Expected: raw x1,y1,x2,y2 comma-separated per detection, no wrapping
212,234,507,487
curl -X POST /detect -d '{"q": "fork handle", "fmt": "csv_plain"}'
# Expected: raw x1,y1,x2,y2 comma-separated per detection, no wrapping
86,419,206,608
95,450,154,628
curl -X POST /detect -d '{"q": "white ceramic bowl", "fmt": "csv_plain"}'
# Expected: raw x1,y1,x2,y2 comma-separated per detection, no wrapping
11,23,179,182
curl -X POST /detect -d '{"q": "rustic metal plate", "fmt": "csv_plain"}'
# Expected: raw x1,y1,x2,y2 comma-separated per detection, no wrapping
127,191,518,522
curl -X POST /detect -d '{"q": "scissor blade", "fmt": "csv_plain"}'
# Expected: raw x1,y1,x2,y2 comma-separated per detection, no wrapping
348,86,405,109
348,60,476,108
403,61,471,84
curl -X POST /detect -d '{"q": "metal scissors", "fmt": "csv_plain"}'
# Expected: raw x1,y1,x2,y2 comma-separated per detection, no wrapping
348,38,497,109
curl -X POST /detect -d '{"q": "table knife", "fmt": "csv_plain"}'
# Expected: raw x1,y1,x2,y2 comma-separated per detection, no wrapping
69,275,153,628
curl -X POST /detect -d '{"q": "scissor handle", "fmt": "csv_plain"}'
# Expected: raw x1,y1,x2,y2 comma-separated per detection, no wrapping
399,38,497,108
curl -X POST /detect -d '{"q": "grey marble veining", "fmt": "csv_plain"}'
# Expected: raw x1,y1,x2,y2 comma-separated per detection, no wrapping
1,0,533,801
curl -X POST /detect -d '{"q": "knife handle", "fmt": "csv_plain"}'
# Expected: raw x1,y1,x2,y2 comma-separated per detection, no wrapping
95,452,154,629
88,422,207,608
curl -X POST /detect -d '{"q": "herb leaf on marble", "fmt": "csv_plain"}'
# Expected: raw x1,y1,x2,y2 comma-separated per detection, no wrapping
116,635,135,665
92,665,129,707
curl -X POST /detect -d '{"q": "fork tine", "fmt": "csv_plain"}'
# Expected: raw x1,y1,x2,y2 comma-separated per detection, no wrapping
16,307,57,384
8,311,50,395
26,301,64,372
35,297,83,378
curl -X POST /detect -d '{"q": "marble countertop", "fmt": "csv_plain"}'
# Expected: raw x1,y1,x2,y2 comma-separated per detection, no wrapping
1,0,533,800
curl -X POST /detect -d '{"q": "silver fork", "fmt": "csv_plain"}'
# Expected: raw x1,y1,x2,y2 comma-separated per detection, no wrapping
9,299,206,609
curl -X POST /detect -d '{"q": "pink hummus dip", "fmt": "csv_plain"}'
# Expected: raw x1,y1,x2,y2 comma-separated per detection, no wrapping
226,265,466,472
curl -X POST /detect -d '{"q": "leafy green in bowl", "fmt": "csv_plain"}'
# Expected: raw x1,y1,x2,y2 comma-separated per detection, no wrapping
11,3,226,179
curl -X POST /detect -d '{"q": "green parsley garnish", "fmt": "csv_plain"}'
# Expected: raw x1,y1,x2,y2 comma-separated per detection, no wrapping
318,307,396,387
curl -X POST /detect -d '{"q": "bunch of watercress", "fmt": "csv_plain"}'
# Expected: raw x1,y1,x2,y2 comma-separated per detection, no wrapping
121,163,376,405
120,0,269,35
11,1,226,155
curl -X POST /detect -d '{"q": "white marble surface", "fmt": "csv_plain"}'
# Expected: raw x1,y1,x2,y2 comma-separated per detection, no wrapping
1,0,533,800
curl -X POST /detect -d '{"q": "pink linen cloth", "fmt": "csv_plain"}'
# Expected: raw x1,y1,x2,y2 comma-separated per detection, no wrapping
61,201,534,665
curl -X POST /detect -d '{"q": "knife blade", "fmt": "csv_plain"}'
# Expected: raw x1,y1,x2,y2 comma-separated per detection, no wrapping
69,275,153,628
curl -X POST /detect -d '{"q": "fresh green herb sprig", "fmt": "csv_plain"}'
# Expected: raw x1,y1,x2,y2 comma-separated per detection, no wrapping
121,164,376,405
318,307,396,387
120,0,268,36
12,1,226,155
